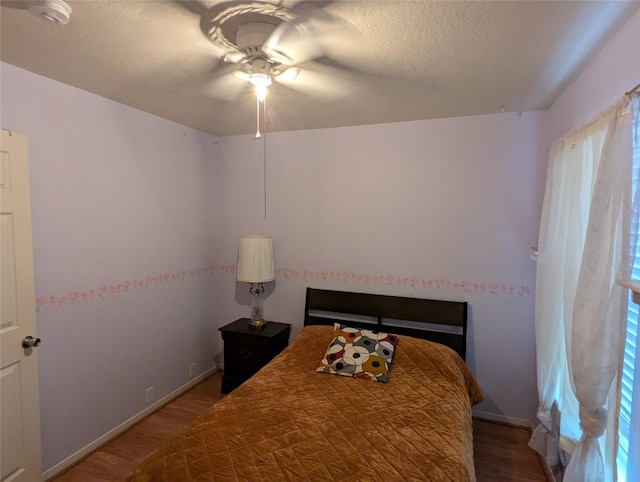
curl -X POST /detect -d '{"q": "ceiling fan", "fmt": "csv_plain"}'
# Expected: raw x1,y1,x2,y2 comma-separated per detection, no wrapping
219,21,303,101
192,1,356,136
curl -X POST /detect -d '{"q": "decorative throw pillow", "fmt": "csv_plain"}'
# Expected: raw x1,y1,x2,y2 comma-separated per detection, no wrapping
317,323,399,383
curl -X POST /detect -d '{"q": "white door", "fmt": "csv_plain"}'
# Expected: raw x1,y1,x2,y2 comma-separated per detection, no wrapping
0,130,42,482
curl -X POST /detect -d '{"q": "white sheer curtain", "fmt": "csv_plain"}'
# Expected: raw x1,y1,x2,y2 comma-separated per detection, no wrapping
531,94,639,482
564,96,638,482
529,122,595,465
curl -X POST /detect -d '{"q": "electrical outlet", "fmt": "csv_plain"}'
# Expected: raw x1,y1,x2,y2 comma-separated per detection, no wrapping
189,363,196,379
145,386,154,404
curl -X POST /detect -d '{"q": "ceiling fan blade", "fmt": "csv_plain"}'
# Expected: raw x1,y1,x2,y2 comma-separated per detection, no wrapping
274,67,300,83
278,0,312,9
160,0,235,63
274,63,357,101
264,2,361,68
199,64,252,102
221,49,247,64
202,75,250,102
262,22,322,66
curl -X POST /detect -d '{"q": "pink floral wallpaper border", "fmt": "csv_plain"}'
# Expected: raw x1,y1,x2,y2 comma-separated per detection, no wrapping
35,265,221,312
35,264,531,312
277,268,531,298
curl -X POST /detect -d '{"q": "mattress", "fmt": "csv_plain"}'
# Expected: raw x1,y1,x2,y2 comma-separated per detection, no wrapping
129,324,483,481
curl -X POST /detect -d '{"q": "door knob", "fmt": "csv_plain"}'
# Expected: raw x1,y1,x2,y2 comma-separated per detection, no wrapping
22,336,41,349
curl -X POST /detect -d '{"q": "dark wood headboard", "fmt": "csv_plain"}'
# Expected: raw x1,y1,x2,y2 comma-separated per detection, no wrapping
304,288,468,360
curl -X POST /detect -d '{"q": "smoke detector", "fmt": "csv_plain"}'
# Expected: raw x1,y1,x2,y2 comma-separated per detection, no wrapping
28,0,72,25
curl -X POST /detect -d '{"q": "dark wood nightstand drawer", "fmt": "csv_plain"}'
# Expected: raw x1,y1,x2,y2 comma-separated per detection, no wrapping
224,341,270,375
219,318,291,394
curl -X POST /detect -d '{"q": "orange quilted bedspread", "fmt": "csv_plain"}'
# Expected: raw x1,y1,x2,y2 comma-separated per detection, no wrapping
129,325,483,481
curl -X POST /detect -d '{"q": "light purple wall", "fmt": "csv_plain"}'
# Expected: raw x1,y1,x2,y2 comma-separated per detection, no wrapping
546,9,640,144
215,112,547,423
1,63,219,471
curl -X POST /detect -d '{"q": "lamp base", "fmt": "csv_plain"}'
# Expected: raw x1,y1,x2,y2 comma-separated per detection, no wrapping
248,318,267,330
249,295,266,329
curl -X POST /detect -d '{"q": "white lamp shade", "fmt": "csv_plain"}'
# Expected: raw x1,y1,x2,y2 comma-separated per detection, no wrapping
237,235,275,283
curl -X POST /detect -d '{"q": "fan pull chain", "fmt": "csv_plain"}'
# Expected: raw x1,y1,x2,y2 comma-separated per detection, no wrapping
255,94,262,139
252,88,268,219
263,113,267,220
262,95,268,220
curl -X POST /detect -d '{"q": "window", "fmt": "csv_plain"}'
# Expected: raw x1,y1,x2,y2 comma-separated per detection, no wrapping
618,112,640,482
532,95,639,482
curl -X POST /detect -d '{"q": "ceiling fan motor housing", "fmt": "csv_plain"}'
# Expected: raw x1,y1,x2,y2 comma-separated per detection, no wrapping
236,22,277,59
250,58,271,78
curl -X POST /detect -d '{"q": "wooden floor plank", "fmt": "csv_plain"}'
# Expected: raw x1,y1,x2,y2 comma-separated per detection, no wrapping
49,372,550,481
473,419,550,482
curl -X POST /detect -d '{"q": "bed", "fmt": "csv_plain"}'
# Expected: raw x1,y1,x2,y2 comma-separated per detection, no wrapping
128,288,483,481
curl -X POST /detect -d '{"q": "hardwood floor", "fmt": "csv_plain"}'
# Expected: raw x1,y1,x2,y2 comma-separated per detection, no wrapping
49,373,225,482
49,372,550,481
473,419,551,482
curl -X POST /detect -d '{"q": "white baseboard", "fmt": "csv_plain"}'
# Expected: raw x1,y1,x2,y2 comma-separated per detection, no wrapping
42,365,219,481
472,410,533,430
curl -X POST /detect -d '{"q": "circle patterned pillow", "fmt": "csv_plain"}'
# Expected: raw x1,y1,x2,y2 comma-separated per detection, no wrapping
317,323,399,383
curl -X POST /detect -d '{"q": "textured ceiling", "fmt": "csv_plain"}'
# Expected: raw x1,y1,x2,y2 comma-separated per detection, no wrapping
1,0,638,137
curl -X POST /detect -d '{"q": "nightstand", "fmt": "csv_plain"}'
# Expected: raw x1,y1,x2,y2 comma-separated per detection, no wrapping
219,318,291,394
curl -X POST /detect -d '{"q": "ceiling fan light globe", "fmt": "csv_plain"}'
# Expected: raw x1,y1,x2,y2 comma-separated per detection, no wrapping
249,73,272,87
